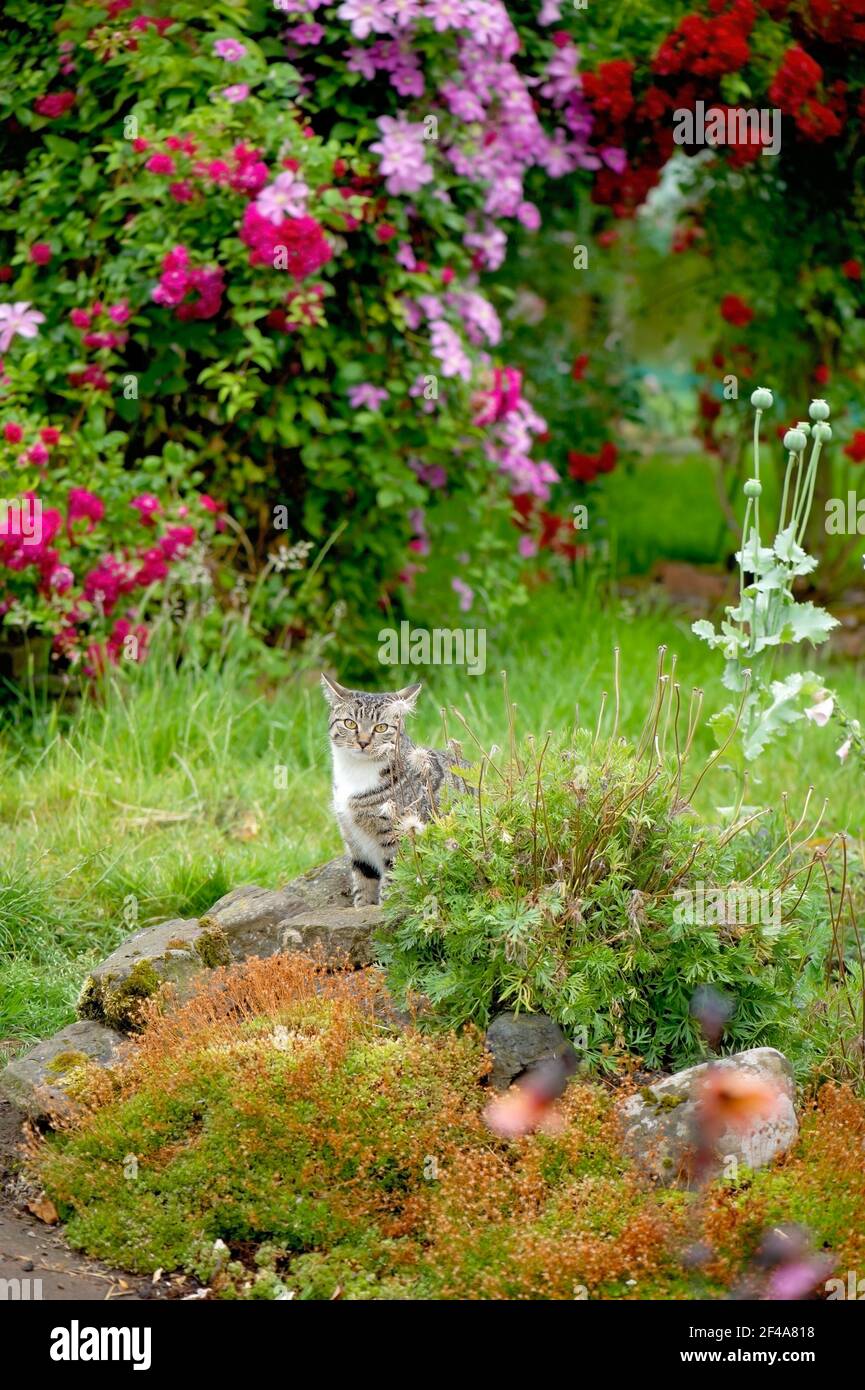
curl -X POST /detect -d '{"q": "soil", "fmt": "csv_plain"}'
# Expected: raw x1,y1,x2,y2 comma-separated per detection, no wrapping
0,1098,189,1301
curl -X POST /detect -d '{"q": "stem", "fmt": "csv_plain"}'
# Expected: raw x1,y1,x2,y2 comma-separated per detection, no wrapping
794,439,824,547
778,449,798,532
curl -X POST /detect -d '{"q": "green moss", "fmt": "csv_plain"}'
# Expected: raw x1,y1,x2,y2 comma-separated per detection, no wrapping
101,960,162,1031
45,1050,88,1077
194,926,231,970
76,977,103,1023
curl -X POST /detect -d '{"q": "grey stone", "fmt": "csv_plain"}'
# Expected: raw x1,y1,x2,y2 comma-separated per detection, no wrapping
202,857,353,960
77,917,229,1031
484,1011,575,1091
277,906,382,967
0,1020,127,1120
617,1046,798,1187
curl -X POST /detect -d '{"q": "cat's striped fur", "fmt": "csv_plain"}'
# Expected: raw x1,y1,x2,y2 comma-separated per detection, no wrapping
321,673,469,906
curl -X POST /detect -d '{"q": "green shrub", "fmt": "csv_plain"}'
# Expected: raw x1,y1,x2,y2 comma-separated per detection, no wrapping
381,730,823,1071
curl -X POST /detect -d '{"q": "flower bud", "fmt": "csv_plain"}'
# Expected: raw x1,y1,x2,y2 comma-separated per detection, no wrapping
744,479,762,498
795,421,811,436
809,399,830,421
750,387,774,410
783,429,807,452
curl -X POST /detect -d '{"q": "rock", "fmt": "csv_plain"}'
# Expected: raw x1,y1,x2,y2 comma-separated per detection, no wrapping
77,918,230,1031
617,1047,798,1187
202,857,353,960
484,1011,575,1091
277,906,382,967
0,1020,127,1120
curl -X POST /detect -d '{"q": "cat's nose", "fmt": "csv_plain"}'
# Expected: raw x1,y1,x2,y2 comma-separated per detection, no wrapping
357,736,371,748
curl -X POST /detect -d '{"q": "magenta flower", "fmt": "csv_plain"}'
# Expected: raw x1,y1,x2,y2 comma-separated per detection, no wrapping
49,565,74,594
146,153,175,175
286,23,325,44
451,577,474,612
130,494,162,525
214,38,247,61
348,383,389,411
222,84,249,103
68,487,105,533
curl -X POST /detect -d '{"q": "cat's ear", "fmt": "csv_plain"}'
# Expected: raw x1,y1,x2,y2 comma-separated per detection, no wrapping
392,681,422,715
320,672,351,704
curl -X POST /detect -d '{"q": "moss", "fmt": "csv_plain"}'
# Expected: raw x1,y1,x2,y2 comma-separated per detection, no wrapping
640,1086,685,1111
165,938,192,952
102,960,162,1031
194,925,231,969
45,1050,88,1077
77,977,103,1023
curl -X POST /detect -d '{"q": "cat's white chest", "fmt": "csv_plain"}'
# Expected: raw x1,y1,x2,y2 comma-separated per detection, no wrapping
331,746,382,814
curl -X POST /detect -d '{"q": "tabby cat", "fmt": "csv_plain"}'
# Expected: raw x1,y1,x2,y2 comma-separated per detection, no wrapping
321,673,469,906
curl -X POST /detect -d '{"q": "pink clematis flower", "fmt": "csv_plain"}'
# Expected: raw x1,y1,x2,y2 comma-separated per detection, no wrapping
0,302,46,353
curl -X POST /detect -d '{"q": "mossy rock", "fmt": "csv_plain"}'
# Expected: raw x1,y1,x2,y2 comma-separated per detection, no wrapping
0,1020,127,1120
77,918,230,1031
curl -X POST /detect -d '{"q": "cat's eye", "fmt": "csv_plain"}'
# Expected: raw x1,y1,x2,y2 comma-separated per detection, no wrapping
373,723,389,733
343,719,357,729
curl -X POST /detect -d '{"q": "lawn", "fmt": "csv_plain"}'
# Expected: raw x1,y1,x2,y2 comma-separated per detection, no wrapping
2,588,862,1048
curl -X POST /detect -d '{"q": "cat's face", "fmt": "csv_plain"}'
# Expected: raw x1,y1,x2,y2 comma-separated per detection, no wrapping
321,674,422,760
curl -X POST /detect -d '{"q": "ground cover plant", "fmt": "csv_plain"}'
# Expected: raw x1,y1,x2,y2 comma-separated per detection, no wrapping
29,951,865,1301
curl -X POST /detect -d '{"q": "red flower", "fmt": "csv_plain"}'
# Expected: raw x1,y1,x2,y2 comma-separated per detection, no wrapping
239,206,332,280
596,442,617,474
844,431,865,464
571,353,589,381
40,427,60,445
67,487,105,533
34,92,76,119
769,45,842,141
720,293,754,327
814,364,831,385
699,390,722,423
29,242,52,265
582,60,635,125
567,451,598,483
654,3,755,80
375,223,397,243
842,259,863,281
3,422,23,444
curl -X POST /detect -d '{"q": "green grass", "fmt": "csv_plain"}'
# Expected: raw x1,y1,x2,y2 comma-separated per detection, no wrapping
1,590,863,1046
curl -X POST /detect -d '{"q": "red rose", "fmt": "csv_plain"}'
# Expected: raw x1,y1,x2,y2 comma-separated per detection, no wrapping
29,243,52,265
34,92,76,119
720,293,754,327
844,431,865,464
